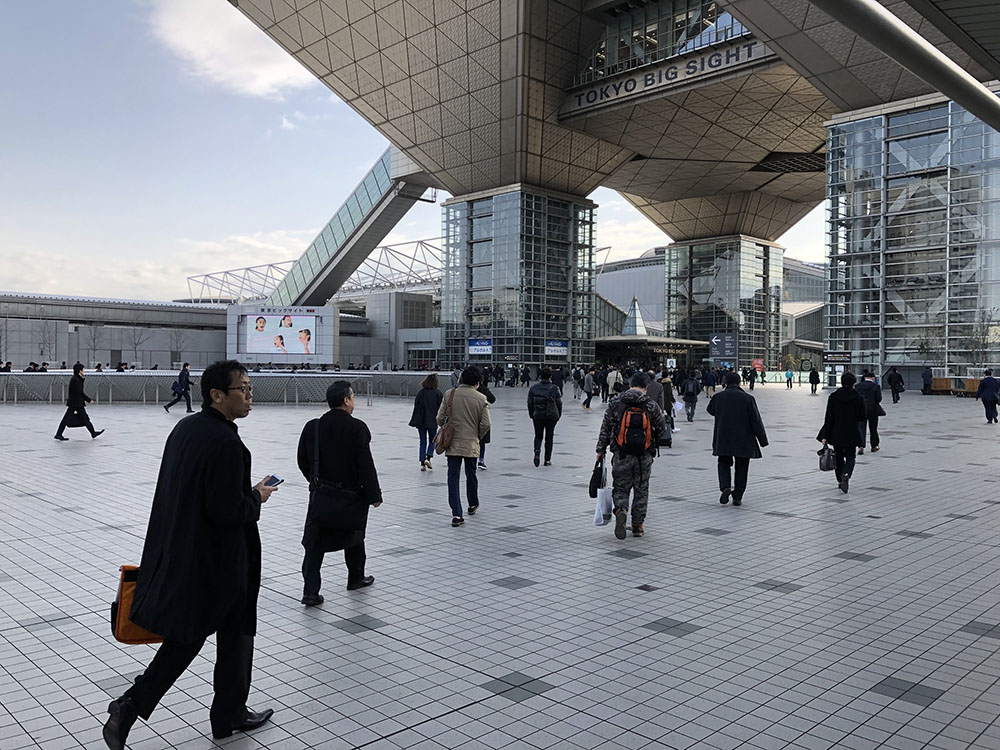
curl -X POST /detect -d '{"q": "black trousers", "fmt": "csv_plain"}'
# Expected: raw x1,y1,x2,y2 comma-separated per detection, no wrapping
55,406,96,437
124,607,252,732
861,415,879,449
717,456,749,500
810,383,818,394
166,390,192,411
984,399,999,422
583,390,594,408
532,417,557,461
890,387,901,404
301,542,366,596
834,446,856,481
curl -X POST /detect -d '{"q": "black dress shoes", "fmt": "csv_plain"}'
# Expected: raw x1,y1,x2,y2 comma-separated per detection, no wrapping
347,575,375,590
92,429,105,439
54,435,69,441
212,707,274,739
300,594,324,606
103,696,139,750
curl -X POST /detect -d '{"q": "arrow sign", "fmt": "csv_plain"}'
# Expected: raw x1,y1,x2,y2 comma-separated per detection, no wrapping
709,332,737,359
711,336,720,346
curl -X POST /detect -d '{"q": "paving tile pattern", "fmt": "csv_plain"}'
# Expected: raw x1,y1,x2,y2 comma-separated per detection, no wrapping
2,387,1000,748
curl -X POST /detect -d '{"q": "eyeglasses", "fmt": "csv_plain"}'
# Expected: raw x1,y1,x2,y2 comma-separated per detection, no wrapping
225,384,253,394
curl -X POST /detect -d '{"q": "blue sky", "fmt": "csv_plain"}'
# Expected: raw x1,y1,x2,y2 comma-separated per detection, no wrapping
0,0,824,301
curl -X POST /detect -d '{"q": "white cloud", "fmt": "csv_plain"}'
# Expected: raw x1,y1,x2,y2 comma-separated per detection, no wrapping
279,116,297,131
147,0,319,99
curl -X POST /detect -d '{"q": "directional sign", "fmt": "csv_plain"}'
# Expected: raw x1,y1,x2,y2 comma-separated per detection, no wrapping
709,332,737,359
823,351,852,364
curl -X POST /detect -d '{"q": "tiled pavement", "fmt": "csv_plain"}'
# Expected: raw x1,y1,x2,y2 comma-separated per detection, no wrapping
1,384,1000,749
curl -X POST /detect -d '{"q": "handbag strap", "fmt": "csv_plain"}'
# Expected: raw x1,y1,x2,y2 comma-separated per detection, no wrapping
312,419,320,486
443,387,456,422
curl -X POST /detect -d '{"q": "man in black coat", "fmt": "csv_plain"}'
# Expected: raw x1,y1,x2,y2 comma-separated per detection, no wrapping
855,371,883,454
527,367,563,467
54,363,103,440
163,362,194,413
104,361,277,749
706,372,769,507
976,368,999,424
298,381,382,606
885,366,904,404
550,365,565,394
820,371,867,494
809,367,821,395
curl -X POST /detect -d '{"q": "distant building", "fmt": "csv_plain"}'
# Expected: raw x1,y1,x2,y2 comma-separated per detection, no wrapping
783,257,826,302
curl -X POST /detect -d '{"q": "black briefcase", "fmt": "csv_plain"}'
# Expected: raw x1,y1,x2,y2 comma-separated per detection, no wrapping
64,409,87,428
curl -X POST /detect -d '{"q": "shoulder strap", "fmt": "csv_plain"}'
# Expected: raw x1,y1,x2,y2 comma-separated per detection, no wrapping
444,387,456,421
312,419,320,484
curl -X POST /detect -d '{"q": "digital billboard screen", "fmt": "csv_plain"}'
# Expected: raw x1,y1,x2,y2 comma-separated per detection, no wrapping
244,315,316,355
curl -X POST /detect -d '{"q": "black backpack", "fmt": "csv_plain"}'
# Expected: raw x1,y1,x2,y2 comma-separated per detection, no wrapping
684,379,699,397
533,390,559,420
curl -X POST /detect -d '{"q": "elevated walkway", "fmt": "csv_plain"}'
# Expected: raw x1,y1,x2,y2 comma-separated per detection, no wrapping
267,148,432,306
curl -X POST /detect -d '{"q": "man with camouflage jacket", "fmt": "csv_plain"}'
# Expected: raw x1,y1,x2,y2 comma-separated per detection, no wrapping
595,372,666,540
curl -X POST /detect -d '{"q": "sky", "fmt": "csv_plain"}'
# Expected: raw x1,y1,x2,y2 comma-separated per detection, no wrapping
0,0,825,302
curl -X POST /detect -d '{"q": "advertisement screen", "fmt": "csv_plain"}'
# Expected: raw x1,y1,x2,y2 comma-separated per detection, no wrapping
244,315,317,355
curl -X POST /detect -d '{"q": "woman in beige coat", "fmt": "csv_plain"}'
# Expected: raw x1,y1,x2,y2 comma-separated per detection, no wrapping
437,366,491,526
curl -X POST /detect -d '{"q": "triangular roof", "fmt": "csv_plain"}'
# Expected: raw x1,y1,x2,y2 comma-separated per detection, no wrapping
622,296,648,336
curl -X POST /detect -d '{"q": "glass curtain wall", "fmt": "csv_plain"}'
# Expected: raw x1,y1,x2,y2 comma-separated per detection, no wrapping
665,236,782,367
442,190,596,368
575,0,749,86
827,100,1000,371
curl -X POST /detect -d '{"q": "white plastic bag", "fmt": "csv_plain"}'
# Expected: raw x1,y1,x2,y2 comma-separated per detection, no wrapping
593,464,612,526
674,400,684,414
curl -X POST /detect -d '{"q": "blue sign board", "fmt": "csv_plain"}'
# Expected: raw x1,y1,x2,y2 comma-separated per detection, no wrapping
544,339,569,356
468,338,493,355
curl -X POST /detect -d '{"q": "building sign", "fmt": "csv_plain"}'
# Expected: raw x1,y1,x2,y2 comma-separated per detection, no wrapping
709,332,738,359
562,40,775,117
544,339,569,356
823,351,852,364
468,338,493,355
665,358,677,369
752,358,764,372
800,359,813,371
503,354,518,362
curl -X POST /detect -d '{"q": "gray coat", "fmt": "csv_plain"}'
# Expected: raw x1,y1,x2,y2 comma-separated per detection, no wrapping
583,373,595,393
706,385,769,458
645,379,664,409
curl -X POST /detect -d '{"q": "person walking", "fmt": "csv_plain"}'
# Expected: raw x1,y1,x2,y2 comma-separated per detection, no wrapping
681,369,701,422
607,366,624,396
476,374,496,470
103,361,276,749
921,366,933,395
702,368,717,395
748,367,757,391
785,368,794,389
551,365,565,395
595,372,666,539
645,370,664,411
820,371,867,494
409,373,443,471
527,367,562,466
885,366,905,404
975,368,999,424
707,372,768,507
571,365,583,399
582,367,596,409
598,367,610,402
437,366,491,526
855,370,883,454
54,362,104,441
163,363,194,413
520,365,531,387
298,381,382,606
809,366,821,395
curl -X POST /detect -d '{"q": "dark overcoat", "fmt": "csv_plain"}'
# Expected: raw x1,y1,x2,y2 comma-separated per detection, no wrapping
820,387,867,447
855,379,883,415
298,409,383,553
477,381,496,444
130,407,262,643
706,386,769,458
408,388,443,429
646,379,664,409
66,374,92,408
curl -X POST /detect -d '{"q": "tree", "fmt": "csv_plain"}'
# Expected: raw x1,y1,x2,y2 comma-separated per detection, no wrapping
83,326,103,367
915,337,943,366
968,306,1000,368
125,327,152,367
38,320,55,362
781,353,800,372
168,329,192,362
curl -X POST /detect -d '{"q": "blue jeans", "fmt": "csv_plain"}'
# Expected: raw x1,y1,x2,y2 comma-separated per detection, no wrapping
417,427,437,462
447,456,479,517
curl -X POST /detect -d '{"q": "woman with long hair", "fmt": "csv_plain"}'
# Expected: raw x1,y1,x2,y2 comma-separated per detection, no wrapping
409,373,443,470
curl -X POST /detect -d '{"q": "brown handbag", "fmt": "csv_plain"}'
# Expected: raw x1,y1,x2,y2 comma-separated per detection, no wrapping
433,388,457,454
110,565,163,645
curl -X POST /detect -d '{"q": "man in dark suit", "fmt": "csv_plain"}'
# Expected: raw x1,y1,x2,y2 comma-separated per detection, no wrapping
163,362,194,413
707,372,769,507
298,381,383,606
855,370,883,454
54,363,103,440
976,368,999,424
103,361,277,749
820,371,867,494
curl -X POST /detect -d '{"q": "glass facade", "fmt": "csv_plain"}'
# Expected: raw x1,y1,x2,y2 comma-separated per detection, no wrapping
827,99,1000,371
665,236,782,367
267,149,393,306
442,189,595,367
575,0,749,86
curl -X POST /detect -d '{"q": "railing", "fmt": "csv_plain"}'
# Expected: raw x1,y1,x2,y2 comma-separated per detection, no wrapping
0,372,443,405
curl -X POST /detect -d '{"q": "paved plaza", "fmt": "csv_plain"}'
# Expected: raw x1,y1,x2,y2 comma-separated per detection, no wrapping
2,383,1000,750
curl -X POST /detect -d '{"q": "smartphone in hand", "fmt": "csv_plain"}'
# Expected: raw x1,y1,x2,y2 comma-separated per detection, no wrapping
264,474,284,487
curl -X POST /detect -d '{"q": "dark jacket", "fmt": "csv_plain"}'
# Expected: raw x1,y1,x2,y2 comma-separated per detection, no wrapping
856,379,883,416
409,388,443,429
706,385,768,458
551,368,564,388
922,369,933,385
809,368,820,385
886,371,904,391
298,409,382,552
130,407,262,643
478,381,496,443
527,380,562,420
176,367,191,393
66,374,92,408
977,376,1000,402
820,387,867,448
645,378,664,409
596,388,667,455
681,376,702,402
